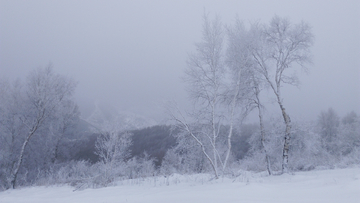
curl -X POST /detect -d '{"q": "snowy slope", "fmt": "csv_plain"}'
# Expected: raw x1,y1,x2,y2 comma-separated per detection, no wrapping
1,167,359,203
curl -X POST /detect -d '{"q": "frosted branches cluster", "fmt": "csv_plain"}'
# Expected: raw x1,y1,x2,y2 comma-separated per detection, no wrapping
171,14,314,177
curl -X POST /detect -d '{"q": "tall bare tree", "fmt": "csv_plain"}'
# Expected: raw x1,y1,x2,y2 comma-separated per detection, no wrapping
227,20,272,175
0,79,27,189
171,13,226,178
251,16,314,173
9,66,77,188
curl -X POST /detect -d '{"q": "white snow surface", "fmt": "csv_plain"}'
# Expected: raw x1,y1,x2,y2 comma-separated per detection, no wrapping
1,167,359,203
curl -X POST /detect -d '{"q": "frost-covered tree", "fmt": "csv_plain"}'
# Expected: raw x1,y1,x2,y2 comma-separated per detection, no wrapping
250,16,314,173
95,130,132,184
91,113,133,184
0,79,27,189
226,20,273,175
170,14,228,178
161,129,209,175
241,116,284,172
288,121,325,171
2,66,77,189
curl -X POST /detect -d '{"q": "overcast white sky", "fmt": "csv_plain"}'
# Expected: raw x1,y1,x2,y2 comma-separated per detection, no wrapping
1,0,359,122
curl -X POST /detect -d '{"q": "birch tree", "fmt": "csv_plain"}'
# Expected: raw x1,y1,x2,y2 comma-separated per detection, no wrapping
0,79,27,189
170,14,227,178
226,20,273,175
248,25,273,175
9,66,77,189
251,16,314,173
226,20,263,172
251,77,272,175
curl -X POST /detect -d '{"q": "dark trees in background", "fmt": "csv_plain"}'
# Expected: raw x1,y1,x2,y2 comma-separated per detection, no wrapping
230,124,255,160
129,125,176,167
67,125,177,168
73,133,100,164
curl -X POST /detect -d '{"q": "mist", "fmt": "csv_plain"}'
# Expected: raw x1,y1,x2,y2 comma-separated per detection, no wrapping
1,0,359,122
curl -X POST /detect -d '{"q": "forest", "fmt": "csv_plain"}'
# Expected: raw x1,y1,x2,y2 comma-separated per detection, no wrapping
0,15,359,191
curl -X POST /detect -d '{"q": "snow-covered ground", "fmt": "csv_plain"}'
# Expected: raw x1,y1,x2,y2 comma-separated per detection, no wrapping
1,167,359,203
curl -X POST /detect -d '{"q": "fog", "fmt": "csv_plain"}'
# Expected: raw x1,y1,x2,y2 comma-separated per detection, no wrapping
1,0,359,122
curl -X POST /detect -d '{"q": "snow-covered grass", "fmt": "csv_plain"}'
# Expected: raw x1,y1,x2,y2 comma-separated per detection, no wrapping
1,167,359,203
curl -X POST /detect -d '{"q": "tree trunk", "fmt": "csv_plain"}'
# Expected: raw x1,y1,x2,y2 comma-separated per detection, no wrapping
253,82,272,175
51,139,60,164
10,118,42,189
272,85,291,174
211,103,218,174
223,120,233,173
258,105,272,175
183,121,219,179
10,134,31,189
280,103,291,174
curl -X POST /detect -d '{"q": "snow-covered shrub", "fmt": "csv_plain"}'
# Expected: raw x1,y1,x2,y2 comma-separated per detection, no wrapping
33,161,93,187
315,109,360,168
124,153,156,179
93,131,132,186
240,118,284,172
160,133,209,175
160,147,181,175
288,121,329,171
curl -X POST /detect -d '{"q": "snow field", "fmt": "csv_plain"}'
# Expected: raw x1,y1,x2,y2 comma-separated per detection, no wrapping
0,167,359,203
